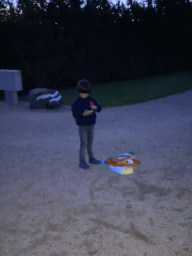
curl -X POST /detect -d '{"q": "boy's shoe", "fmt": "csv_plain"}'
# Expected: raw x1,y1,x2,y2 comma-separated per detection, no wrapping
89,158,101,164
79,162,90,169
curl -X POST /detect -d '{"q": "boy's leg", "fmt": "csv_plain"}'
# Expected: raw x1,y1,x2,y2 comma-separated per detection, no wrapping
87,125,94,161
78,125,87,164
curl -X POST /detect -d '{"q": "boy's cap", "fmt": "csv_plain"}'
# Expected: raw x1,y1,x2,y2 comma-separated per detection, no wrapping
77,79,91,92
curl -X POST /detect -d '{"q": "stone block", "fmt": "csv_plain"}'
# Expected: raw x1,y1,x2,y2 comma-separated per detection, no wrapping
0,69,23,104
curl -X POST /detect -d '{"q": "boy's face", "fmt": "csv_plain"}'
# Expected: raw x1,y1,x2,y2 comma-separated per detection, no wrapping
80,92,89,99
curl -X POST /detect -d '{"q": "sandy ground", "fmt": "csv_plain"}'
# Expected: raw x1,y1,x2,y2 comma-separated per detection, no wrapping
0,90,192,256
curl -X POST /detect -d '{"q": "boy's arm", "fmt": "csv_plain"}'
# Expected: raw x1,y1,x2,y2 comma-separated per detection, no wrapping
71,101,81,118
71,102,76,118
91,100,102,113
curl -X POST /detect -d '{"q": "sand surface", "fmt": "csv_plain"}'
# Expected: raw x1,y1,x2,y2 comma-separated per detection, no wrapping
0,91,192,256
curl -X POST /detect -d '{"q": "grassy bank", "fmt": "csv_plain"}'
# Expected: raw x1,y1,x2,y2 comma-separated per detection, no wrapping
1,69,192,108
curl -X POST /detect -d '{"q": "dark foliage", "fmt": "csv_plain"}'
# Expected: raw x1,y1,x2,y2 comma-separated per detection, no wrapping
0,0,192,92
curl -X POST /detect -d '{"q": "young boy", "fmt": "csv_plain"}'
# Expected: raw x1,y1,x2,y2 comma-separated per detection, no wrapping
71,79,102,169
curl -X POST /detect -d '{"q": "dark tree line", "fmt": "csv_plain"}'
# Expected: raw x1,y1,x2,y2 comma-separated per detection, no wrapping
0,0,192,93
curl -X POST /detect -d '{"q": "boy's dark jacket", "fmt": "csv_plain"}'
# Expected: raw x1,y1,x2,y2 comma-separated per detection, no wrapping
71,96,102,126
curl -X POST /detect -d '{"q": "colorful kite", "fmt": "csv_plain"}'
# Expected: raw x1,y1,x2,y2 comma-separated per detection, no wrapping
101,153,142,175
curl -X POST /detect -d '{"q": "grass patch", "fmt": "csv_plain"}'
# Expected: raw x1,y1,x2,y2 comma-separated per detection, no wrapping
0,69,192,108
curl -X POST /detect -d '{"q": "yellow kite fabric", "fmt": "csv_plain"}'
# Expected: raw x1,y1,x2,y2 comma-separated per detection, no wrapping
101,153,142,175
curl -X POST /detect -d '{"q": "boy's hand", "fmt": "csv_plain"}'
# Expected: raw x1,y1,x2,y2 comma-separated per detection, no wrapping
83,110,93,116
91,105,97,110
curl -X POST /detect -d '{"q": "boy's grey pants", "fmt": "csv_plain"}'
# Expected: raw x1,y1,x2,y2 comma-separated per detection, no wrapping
78,125,94,164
